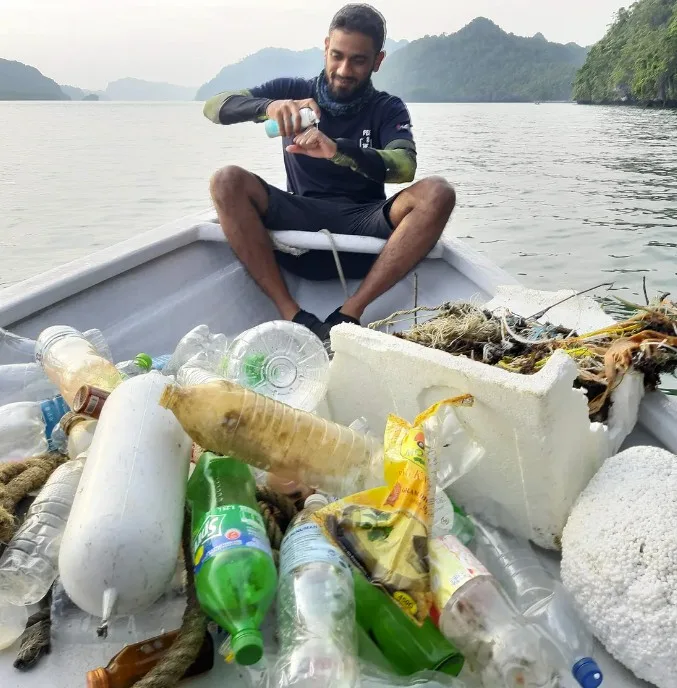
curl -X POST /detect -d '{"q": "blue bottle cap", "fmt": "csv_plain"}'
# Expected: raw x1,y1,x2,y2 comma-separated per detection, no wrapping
573,657,603,688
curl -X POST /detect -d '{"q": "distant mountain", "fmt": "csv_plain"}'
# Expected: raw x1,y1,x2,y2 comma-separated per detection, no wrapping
0,58,68,100
60,84,108,101
104,77,196,101
374,18,588,102
574,0,677,105
196,38,409,100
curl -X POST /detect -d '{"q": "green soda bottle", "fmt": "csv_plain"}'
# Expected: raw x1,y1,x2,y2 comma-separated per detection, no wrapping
186,452,277,666
353,571,465,677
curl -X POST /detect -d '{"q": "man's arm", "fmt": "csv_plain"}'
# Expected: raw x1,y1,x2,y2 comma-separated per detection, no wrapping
203,89,274,125
330,139,417,184
287,95,417,184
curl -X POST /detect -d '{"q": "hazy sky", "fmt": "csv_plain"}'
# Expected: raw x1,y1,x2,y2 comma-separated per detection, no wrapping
2,0,630,90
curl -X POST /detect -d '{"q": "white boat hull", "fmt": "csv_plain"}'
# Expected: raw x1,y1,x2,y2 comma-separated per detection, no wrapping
0,211,659,687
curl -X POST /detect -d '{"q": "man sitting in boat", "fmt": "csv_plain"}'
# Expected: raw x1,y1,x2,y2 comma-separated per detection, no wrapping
204,3,455,341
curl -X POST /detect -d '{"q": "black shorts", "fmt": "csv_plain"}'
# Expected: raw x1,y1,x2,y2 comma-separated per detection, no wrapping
257,177,399,281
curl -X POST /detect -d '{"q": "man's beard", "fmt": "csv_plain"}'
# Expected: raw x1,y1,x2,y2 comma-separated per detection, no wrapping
326,72,372,102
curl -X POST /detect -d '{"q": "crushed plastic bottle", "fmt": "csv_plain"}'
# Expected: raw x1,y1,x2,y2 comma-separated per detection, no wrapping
35,326,123,407
225,320,329,411
163,325,229,377
470,515,603,688
0,458,84,605
275,493,359,688
187,451,277,666
0,395,70,462
430,534,560,688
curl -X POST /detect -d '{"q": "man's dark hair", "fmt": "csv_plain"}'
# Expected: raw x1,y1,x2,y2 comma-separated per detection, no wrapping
329,4,387,53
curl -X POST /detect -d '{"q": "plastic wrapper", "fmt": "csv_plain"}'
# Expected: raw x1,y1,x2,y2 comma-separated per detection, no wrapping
311,398,473,625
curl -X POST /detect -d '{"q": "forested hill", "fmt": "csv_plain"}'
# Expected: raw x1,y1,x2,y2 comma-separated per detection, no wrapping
0,59,68,100
573,0,677,105
374,18,588,102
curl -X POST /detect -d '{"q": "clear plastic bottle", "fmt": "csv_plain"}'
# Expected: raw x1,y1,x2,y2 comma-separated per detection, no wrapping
0,458,84,605
163,324,229,377
160,381,384,497
430,534,561,688
0,395,70,462
225,321,329,412
116,353,154,379
275,493,359,688
35,326,124,407
470,516,603,688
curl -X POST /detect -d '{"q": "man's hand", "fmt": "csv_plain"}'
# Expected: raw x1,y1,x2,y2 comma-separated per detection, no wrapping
266,98,321,138
286,128,338,160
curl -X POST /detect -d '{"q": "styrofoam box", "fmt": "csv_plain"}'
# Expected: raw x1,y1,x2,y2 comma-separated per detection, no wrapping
324,286,644,549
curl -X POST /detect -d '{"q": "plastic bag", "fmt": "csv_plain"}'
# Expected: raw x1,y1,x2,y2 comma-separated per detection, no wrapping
0,363,59,406
312,397,473,626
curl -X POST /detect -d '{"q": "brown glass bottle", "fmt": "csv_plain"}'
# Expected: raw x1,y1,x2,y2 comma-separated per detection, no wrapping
86,629,214,688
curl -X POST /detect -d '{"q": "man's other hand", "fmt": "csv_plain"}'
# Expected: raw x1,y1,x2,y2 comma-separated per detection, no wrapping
286,128,338,160
266,99,321,138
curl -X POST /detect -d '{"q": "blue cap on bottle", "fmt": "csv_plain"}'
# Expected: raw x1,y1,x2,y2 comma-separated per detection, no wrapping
573,657,603,688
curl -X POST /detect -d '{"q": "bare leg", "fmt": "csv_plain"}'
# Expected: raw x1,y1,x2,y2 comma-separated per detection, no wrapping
209,165,300,320
340,176,456,320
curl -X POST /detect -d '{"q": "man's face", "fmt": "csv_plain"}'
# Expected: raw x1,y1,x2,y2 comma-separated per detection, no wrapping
324,29,384,101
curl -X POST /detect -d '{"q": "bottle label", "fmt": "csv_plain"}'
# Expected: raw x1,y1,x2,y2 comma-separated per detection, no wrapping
429,535,491,609
193,505,272,574
41,395,70,448
280,521,350,576
432,489,456,538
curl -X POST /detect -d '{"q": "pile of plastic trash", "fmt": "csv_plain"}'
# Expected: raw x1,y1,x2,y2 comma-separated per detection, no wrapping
0,320,609,688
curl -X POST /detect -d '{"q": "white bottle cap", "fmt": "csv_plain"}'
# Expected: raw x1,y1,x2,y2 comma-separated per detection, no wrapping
304,493,330,511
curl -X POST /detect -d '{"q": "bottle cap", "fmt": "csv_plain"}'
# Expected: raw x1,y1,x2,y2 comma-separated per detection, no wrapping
85,667,110,688
573,657,603,688
60,412,90,437
231,628,264,666
73,385,110,419
304,493,330,511
134,353,153,371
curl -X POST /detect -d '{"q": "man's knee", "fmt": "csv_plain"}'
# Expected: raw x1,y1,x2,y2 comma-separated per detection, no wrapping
210,165,266,211
415,176,456,218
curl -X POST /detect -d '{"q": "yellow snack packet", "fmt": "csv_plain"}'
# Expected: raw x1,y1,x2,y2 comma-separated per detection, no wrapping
311,395,473,625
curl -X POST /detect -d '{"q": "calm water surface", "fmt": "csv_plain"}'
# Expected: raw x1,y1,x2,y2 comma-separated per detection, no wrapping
1,101,677,302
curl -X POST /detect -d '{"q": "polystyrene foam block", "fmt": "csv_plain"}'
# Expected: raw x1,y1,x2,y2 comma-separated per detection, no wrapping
325,286,644,549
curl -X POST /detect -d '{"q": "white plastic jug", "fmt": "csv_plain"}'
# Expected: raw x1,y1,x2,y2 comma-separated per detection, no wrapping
58,372,192,625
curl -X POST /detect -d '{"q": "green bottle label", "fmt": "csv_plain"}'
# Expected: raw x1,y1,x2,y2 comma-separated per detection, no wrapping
193,505,272,574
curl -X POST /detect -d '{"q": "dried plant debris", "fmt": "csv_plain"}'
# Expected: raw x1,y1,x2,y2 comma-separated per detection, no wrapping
375,296,677,422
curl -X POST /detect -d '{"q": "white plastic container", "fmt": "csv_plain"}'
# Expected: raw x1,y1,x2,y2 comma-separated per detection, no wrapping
57,372,192,626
